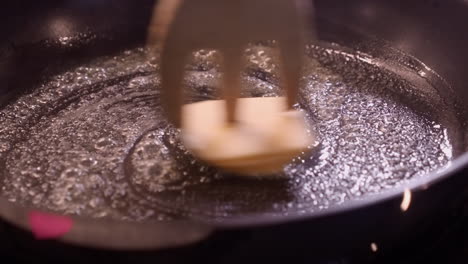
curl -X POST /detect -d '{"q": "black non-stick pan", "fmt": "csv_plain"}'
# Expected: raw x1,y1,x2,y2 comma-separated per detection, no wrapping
1,0,468,262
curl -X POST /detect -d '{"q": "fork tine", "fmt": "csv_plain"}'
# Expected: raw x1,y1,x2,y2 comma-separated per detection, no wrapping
161,45,188,127
147,0,182,48
278,34,303,110
221,47,243,123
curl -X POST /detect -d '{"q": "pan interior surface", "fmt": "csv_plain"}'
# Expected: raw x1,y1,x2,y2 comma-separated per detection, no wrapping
0,26,462,222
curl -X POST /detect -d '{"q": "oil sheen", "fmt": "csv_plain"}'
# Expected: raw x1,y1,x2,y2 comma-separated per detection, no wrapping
0,41,458,221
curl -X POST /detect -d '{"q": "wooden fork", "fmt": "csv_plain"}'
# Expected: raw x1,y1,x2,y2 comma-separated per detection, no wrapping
147,0,312,127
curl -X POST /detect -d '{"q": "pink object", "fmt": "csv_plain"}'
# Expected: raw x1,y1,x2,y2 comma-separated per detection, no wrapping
28,211,73,239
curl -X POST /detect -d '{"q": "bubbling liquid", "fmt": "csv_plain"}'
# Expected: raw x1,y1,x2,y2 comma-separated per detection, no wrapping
0,42,458,221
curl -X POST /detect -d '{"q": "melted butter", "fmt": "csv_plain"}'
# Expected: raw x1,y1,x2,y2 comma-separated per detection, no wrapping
0,42,457,221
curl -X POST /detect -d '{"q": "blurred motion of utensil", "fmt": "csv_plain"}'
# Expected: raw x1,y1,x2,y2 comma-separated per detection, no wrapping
147,0,316,175
147,0,313,126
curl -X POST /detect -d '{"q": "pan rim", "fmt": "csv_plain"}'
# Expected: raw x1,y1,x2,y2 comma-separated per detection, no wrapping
0,150,466,249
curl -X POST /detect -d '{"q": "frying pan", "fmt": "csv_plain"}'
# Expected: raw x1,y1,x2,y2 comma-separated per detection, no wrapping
1,0,468,261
